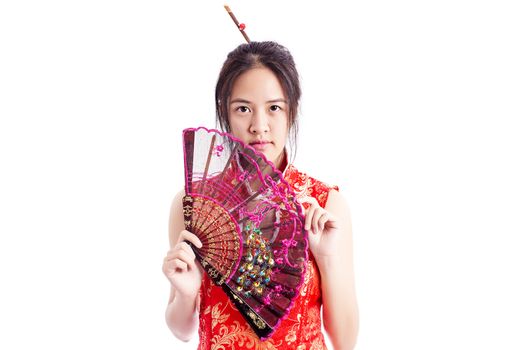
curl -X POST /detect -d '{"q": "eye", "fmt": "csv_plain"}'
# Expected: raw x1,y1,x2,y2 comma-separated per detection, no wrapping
269,105,282,112
236,106,251,113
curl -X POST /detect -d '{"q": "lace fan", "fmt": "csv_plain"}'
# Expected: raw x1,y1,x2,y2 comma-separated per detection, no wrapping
182,127,308,339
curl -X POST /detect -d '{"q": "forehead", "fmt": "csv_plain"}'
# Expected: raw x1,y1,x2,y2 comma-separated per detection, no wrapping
230,67,285,100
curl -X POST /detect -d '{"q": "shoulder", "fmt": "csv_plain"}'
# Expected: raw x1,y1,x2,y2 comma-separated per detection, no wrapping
324,189,350,218
285,164,339,208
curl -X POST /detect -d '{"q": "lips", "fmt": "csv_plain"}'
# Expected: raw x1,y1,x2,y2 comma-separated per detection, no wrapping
249,140,272,151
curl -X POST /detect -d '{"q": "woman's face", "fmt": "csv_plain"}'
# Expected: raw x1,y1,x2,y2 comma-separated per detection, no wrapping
228,67,289,169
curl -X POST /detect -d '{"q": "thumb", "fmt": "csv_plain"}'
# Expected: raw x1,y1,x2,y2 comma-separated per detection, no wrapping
297,195,319,210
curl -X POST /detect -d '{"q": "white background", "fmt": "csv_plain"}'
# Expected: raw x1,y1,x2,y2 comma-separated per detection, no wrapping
1,0,523,349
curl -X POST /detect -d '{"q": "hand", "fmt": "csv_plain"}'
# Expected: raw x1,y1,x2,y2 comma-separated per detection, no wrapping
300,196,340,259
162,230,204,298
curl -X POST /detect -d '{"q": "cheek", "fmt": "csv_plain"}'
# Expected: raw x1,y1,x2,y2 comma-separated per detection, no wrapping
276,118,289,144
227,117,248,139
227,116,240,132
280,130,289,145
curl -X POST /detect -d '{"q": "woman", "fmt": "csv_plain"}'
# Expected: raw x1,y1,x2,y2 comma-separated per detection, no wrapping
163,41,359,350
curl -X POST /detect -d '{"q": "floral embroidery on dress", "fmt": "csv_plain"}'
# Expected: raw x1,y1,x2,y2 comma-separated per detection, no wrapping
197,164,338,350
209,302,231,329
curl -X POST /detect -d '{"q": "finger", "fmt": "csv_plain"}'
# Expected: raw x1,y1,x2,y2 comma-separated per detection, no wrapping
178,230,203,248
298,196,320,218
311,208,324,234
185,256,198,271
163,251,182,267
165,246,183,259
172,249,195,266
166,247,179,257
173,259,188,272
307,228,316,246
165,243,191,260
324,214,340,230
173,252,198,271
318,212,330,232
297,196,320,207
164,250,179,264
304,205,315,231
178,242,197,260
163,258,187,275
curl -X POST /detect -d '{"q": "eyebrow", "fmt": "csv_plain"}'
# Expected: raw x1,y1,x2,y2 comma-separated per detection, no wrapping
267,98,288,104
230,98,288,104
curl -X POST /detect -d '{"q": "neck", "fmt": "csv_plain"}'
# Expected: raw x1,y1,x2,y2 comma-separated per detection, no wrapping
274,150,289,173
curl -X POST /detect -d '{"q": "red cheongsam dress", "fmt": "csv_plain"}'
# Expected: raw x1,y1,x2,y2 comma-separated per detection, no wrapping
197,164,339,350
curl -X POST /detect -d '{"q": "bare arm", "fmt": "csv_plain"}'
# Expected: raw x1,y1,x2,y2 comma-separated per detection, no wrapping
163,190,203,342
320,190,359,349
303,190,359,349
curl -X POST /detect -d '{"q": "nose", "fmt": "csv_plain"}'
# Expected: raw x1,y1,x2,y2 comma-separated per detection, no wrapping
249,110,269,134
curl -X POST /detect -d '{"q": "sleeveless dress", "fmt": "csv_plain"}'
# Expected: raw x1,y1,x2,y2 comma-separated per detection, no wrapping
197,164,339,350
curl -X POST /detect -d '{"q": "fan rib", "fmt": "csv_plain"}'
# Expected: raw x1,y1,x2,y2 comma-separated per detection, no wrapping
193,134,216,228
206,143,238,200
194,209,232,237
183,132,195,193
198,133,216,193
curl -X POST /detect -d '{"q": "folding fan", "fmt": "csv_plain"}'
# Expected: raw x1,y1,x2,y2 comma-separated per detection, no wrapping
182,126,308,339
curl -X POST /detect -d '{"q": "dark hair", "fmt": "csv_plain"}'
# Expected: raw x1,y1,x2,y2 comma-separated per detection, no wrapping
215,41,301,160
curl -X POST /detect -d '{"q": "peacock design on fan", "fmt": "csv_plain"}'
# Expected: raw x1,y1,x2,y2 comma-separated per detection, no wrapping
182,126,308,339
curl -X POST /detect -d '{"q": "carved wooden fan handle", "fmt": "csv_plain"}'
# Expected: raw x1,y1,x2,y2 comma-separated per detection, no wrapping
182,195,193,231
